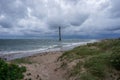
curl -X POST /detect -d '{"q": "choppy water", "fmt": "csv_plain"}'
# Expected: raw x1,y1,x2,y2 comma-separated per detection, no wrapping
0,39,97,60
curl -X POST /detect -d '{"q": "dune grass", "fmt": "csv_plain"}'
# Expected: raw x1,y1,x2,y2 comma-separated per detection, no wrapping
59,38,120,80
11,57,33,64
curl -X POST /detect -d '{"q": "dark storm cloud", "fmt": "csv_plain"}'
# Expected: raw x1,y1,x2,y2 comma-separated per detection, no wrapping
0,0,120,38
106,26,120,31
0,21,12,28
69,14,89,26
109,0,120,18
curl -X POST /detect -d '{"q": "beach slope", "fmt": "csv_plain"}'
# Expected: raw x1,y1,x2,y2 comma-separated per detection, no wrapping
11,51,66,80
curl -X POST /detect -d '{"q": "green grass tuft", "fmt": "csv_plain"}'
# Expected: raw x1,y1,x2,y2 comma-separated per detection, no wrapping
84,54,110,78
80,72,99,80
11,58,33,64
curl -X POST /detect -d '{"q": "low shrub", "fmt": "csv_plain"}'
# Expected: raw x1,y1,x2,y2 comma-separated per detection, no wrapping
84,57,106,78
110,47,120,70
0,59,26,80
80,72,99,80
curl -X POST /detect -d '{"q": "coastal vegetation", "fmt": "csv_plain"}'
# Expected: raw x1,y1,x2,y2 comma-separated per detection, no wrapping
11,57,33,64
0,38,120,80
59,38,120,80
0,59,26,80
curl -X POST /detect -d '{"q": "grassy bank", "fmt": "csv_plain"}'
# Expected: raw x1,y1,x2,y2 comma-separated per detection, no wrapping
59,39,120,80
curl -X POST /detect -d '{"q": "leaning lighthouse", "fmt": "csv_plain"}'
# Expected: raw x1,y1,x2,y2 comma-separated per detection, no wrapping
59,26,62,41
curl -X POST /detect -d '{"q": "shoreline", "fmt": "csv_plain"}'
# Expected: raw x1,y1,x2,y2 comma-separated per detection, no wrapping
0,40,98,61
1,39,119,80
1,50,65,61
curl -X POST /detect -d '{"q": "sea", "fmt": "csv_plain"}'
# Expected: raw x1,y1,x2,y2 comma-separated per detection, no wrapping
0,39,97,60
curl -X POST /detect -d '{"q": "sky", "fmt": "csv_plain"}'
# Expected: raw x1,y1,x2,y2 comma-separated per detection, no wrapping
0,0,120,39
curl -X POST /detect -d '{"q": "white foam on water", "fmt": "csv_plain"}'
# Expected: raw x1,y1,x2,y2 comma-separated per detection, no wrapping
1,39,98,55
0,39,98,60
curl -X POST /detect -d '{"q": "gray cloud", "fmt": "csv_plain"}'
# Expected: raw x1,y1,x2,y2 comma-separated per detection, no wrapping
109,0,120,18
0,0,27,17
0,0,120,38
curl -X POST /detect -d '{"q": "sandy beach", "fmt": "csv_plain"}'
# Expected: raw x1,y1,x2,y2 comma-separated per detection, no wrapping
13,51,66,80
1,39,120,80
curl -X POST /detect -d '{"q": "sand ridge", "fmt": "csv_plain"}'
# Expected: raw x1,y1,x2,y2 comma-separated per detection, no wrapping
21,51,66,80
